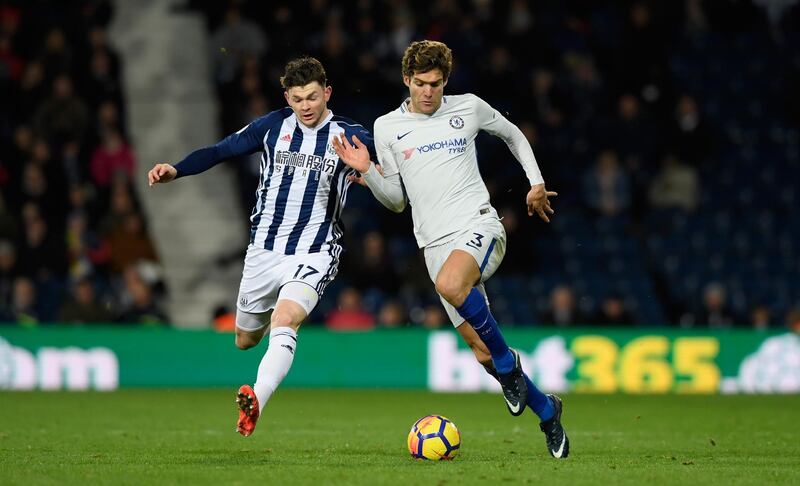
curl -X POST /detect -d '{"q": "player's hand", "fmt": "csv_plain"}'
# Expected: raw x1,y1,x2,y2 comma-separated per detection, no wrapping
526,183,557,222
331,133,371,173
148,163,177,186
346,164,383,186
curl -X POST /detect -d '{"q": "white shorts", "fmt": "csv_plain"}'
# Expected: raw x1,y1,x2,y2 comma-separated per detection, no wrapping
236,245,338,315
423,216,507,327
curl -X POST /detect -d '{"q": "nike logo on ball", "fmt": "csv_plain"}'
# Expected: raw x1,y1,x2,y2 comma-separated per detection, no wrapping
397,130,413,140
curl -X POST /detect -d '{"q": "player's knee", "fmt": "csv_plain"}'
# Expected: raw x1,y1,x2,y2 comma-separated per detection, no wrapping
235,332,258,350
435,273,469,305
270,311,297,330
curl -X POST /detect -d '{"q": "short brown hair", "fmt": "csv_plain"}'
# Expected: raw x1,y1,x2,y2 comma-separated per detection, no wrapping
280,56,327,89
401,40,453,80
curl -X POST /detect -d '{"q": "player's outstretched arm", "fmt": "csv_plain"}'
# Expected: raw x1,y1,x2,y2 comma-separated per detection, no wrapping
332,133,407,213
527,183,557,223
148,163,177,186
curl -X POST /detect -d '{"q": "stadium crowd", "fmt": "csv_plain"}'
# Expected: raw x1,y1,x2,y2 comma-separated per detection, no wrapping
2,0,799,330
0,1,168,325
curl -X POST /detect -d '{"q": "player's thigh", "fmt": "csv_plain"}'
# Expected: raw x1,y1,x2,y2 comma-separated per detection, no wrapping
237,246,286,315
453,218,506,283
272,283,317,330
279,252,338,299
272,251,338,329
235,308,272,334
437,249,481,291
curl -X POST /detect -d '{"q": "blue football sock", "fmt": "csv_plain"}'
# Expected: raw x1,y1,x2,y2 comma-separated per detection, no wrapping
524,373,554,421
455,288,515,373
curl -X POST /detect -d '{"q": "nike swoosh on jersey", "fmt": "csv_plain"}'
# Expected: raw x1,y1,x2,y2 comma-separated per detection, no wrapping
397,130,413,140
504,397,522,414
552,431,566,458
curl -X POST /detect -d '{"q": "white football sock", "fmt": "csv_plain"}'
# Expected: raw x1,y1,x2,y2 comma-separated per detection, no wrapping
253,326,297,413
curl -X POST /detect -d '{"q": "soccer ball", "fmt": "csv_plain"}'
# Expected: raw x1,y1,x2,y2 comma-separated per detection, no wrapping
407,415,461,460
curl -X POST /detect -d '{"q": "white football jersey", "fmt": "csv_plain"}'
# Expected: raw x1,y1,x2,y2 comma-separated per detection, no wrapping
372,94,543,247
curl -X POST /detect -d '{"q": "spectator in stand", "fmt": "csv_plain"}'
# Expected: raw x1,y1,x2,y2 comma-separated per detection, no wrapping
539,285,588,327
9,276,38,325
750,304,772,331
0,240,18,312
59,278,112,324
32,73,89,146
529,68,570,130
16,215,67,280
95,99,123,135
680,282,735,329
377,300,405,328
13,161,65,229
421,305,447,330
90,128,136,188
15,61,47,123
350,231,399,295
593,294,635,326
325,287,375,331
107,211,159,274
786,308,800,334
613,94,660,164
99,178,136,234
82,27,122,109
210,5,267,88
65,211,110,278
583,150,631,217
38,28,72,79
648,154,700,212
117,268,168,324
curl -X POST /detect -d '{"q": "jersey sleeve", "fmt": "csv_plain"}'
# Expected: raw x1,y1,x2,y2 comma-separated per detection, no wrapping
372,119,400,177
472,94,544,186
341,123,378,164
360,118,406,211
173,111,276,178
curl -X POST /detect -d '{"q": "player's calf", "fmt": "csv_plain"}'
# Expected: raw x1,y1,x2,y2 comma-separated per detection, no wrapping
235,331,263,350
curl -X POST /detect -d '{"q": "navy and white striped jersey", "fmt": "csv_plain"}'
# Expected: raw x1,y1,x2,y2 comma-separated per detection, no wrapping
174,107,376,256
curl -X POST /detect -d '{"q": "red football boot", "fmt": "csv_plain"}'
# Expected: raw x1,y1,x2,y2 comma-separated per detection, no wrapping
236,385,260,437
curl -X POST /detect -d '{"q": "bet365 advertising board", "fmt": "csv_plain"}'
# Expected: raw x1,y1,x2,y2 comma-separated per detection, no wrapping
0,327,798,393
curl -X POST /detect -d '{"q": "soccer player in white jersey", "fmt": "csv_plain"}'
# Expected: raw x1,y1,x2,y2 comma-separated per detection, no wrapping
147,57,375,437
332,40,569,458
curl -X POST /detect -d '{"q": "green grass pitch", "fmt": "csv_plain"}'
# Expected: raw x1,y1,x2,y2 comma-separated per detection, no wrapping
1,390,798,485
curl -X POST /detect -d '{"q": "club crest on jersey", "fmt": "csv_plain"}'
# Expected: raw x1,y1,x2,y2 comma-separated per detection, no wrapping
449,115,465,129
327,144,337,156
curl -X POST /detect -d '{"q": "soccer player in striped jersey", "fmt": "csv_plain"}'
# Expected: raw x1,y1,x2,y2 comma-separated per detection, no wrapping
332,41,569,458
147,57,375,437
